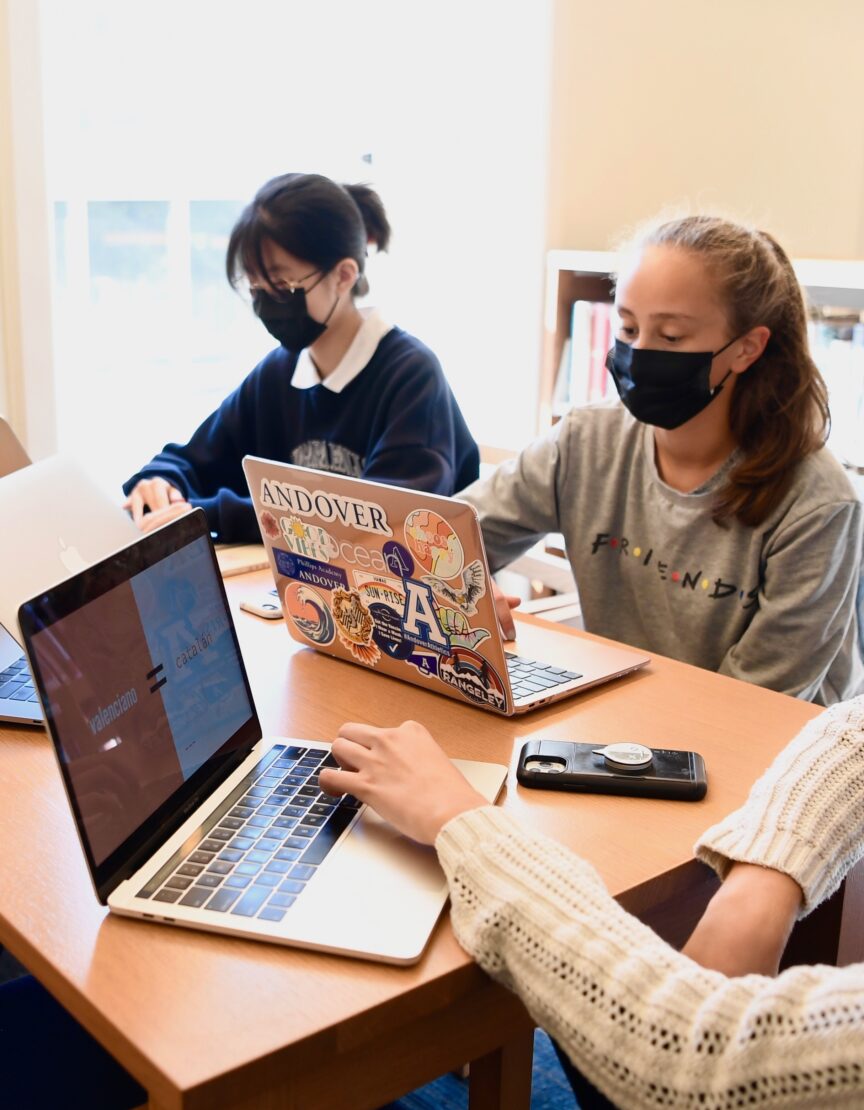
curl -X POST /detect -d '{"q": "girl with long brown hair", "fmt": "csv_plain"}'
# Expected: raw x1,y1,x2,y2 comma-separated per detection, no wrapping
472,214,863,703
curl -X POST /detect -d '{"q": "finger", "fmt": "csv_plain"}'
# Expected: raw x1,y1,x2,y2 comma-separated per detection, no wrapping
497,599,516,640
168,485,185,503
505,595,522,610
336,721,386,750
317,766,358,797
127,488,145,525
139,512,166,534
329,734,369,772
149,481,172,512
139,503,191,533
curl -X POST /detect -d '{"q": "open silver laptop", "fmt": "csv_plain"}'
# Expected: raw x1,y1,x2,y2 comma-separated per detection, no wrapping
19,510,507,964
242,457,650,715
0,417,43,722
0,455,138,726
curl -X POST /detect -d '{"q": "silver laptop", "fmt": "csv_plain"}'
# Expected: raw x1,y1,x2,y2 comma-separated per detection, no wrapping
242,457,650,715
19,510,507,964
0,419,43,723
0,622,43,725
0,455,138,640
0,455,138,726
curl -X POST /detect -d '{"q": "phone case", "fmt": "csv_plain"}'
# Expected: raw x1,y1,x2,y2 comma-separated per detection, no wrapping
516,740,707,800
239,588,283,620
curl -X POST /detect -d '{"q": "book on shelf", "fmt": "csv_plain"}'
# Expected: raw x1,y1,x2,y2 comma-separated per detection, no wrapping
588,301,612,402
808,315,864,469
551,337,571,412
568,300,593,406
555,300,614,413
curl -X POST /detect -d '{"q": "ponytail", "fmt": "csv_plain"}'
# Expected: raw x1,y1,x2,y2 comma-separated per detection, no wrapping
226,173,390,300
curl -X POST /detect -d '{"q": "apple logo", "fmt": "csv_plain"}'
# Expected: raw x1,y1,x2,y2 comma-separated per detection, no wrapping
58,538,88,575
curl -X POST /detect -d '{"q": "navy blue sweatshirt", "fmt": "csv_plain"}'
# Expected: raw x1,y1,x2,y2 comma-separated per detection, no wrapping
123,327,480,542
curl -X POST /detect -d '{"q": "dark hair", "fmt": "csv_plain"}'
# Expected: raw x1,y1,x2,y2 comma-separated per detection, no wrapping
226,173,391,298
623,214,830,528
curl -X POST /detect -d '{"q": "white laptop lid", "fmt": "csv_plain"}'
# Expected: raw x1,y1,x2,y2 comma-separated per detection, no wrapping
0,455,137,640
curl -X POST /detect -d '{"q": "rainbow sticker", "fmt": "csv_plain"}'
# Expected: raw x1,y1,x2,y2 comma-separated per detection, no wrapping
440,647,506,712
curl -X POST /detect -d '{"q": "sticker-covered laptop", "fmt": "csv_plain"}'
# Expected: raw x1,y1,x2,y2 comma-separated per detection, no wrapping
19,509,506,963
242,458,649,715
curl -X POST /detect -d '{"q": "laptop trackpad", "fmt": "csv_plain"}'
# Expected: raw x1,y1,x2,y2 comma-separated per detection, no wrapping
282,758,505,961
283,808,448,962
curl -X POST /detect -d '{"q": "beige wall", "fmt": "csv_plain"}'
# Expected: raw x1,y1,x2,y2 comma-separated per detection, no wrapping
547,0,864,259
0,0,55,456
0,0,20,423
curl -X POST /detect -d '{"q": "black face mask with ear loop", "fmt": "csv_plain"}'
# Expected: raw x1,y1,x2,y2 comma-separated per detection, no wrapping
605,335,739,430
252,273,338,352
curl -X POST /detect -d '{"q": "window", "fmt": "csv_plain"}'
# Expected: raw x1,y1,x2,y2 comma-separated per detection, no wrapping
36,0,552,492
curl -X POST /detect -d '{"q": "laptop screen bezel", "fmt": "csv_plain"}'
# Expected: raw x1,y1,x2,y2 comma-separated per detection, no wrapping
18,508,263,903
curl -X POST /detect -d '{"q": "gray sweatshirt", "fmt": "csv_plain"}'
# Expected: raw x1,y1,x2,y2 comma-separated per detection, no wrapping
461,403,864,704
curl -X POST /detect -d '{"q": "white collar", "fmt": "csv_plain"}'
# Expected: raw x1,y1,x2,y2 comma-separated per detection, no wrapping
291,308,392,393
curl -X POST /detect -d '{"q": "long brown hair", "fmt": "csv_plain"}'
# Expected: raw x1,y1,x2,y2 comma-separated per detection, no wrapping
629,215,830,527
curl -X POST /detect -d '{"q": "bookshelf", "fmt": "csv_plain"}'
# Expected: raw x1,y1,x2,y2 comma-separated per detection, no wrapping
540,250,616,429
540,249,864,469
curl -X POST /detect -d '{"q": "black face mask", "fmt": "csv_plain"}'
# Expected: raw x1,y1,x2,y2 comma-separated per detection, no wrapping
252,277,337,352
605,336,738,430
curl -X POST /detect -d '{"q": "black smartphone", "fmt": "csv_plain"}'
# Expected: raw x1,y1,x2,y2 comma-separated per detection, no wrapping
516,739,707,801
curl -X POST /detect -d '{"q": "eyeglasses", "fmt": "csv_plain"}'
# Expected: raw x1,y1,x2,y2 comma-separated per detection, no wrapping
248,268,322,301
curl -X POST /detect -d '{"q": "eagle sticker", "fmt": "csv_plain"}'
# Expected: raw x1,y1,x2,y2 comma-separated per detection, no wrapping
422,559,486,615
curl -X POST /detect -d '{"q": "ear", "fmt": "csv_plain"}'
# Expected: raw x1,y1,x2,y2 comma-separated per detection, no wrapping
333,257,360,295
730,325,771,375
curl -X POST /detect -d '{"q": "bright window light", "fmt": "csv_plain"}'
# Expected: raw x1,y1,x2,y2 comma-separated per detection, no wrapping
39,0,552,494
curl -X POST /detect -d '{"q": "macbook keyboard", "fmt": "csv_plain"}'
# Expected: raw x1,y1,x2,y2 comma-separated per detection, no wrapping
137,745,359,923
505,653,582,700
0,654,39,703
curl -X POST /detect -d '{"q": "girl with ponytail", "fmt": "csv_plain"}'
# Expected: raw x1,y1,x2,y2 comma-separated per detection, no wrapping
469,213,863,704
123,173,479,542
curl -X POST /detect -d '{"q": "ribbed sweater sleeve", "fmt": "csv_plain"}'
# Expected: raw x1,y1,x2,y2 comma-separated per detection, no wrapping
695,696,864,911
435,696,864,1107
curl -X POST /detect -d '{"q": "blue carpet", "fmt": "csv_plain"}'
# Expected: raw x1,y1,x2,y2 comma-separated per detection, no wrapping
0,946,26,985
0,974,146,1110
381,1028,576,1108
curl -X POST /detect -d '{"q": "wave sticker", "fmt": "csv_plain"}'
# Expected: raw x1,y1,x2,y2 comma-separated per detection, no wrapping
283,582,336,646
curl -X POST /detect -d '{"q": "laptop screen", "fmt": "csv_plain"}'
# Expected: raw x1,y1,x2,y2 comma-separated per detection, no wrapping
22,514,258,879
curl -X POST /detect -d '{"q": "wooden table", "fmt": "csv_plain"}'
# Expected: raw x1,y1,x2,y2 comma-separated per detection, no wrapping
0,570,842,1109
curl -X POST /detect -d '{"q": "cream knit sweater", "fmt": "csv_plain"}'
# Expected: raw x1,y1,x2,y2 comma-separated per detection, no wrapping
436,697,864,1108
